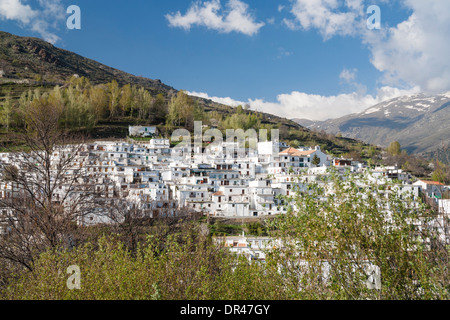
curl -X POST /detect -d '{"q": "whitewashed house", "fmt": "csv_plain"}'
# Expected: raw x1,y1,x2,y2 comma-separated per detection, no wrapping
413,180,445,199
129,126,158,138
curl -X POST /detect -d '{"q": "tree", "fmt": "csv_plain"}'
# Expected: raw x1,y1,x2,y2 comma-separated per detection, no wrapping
119,84,133,117
150,93,168,124
431,161,450,184
0,95,14,133
135,87,153,121
88,85,109,120
267,170,448,299
107,80,120,119
312,154,321,166
166,91,195,130
0,96,98,271
63,85,97,130
387,141,401,156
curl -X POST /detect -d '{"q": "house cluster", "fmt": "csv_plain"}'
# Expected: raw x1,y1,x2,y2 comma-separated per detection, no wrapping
0,126,448,236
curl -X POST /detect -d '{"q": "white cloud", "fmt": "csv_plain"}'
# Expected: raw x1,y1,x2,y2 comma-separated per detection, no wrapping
283,0,450,94
166,0,265,36
189,86,421,121
283,0,365,39
0,0,65,43
187,91,247,107
0,0,36,23
339,68,357,82
38,0,65,22
187,1,450,120
363,0,450,94
248,86,420,121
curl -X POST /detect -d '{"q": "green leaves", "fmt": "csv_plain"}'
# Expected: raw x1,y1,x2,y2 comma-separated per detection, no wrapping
1,171,447,300
266,170,449,300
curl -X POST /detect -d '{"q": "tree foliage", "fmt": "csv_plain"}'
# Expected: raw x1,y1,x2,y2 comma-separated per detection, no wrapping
1,170,448,300
387,141,402,156
266,170,449,299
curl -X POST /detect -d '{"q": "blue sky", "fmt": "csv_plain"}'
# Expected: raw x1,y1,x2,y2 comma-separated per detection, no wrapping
1,0,450,120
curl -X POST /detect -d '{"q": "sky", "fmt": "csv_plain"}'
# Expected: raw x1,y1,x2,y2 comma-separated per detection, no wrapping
1,0,450,121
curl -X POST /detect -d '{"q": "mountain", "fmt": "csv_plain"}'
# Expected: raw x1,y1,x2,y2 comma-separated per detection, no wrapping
0,31,389,161
291,118,316,128
0,31,297,125
0,31,174,95
298,93,450,161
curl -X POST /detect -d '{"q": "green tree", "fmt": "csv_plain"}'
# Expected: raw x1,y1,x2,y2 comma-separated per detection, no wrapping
0,95,14,133
119,84,133,117
88,85,109,120
166,90,195,129
387,141,402,156
267,170,448,299
431,161,450,184
312,154,321,166
150,93,168,124
107,80,120,119
135,87,153,120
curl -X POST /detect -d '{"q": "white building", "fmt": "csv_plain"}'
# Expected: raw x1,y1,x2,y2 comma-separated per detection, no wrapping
129,126,158,138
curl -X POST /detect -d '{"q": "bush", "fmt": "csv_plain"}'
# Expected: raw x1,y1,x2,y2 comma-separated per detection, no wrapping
1,226,285,300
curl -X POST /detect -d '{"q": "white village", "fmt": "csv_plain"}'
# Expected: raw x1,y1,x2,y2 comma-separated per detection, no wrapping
1,125,448,276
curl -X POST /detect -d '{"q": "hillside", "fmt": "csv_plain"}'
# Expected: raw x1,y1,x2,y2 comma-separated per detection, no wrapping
0,31,174,95
0,31,385,161
298,94,450,162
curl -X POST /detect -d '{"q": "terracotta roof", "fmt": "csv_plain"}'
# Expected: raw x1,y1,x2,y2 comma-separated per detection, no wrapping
213,191,224,196
419,180,444,186
279,147,316,157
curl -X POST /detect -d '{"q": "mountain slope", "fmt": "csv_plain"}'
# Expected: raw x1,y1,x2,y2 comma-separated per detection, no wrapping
0,31,300,127
0,31,173,94
0,30,387,161
301,94,450,158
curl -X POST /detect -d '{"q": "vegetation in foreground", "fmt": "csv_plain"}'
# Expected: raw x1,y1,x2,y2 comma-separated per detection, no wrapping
1,173,448,300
